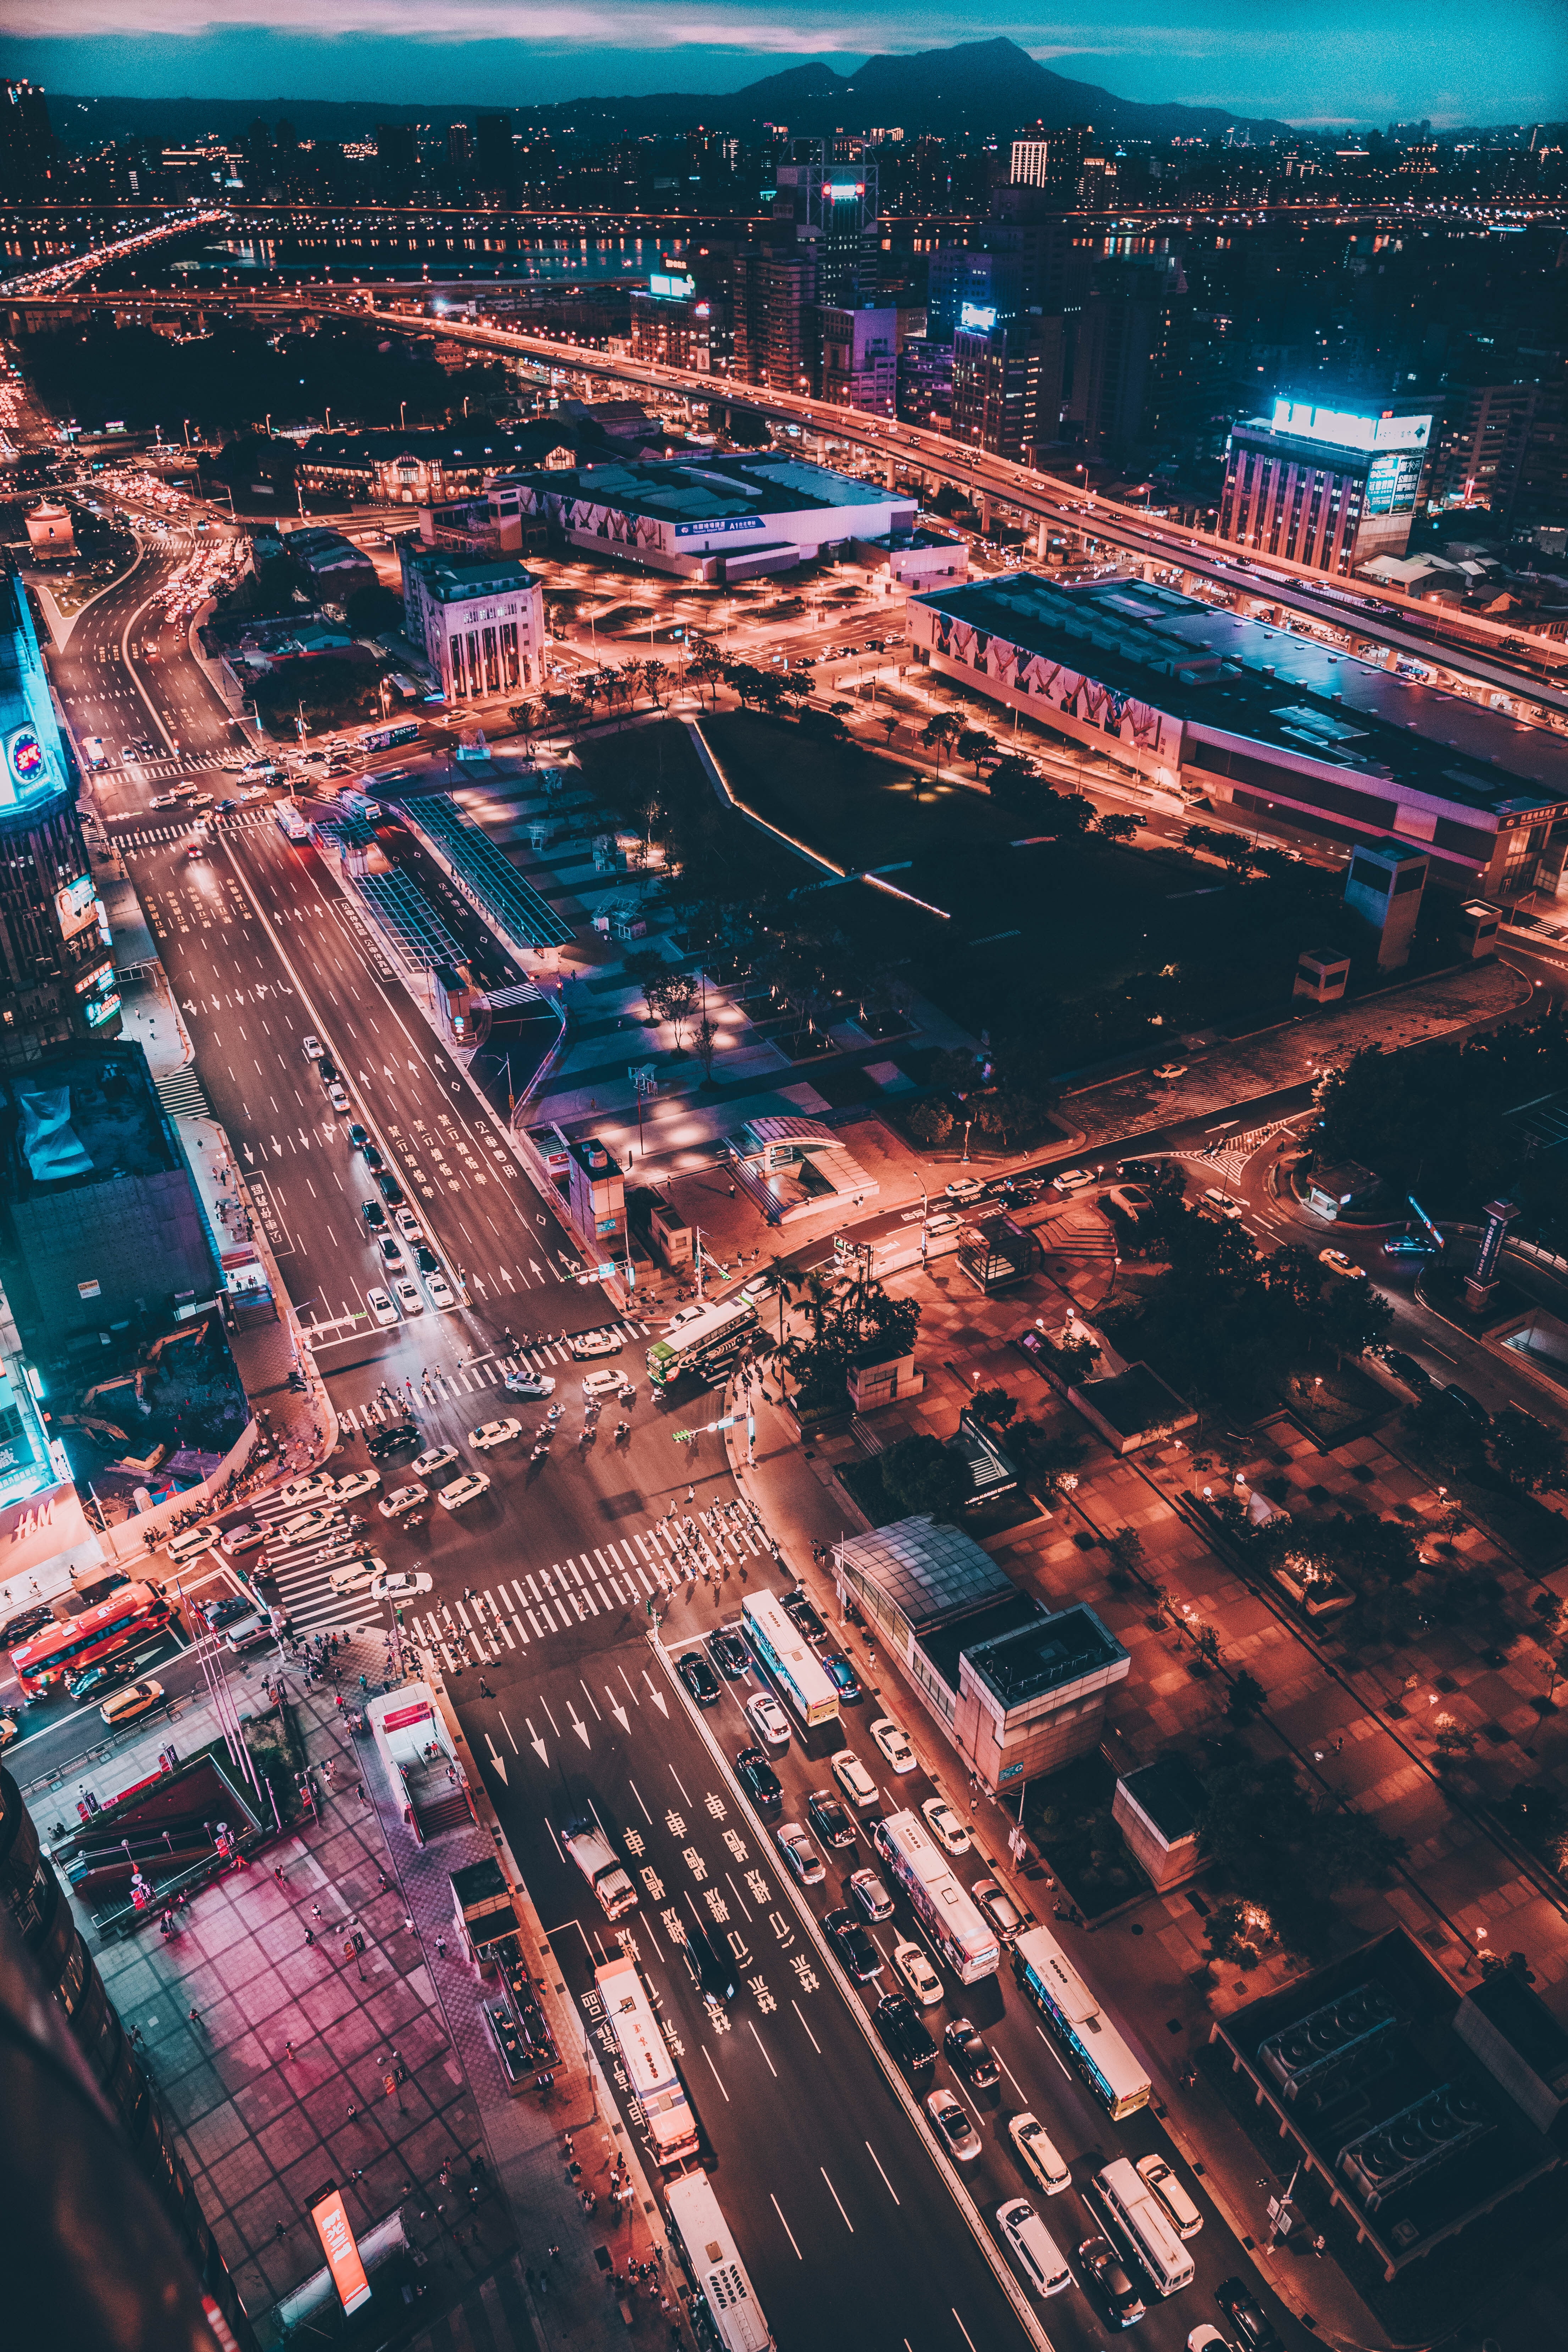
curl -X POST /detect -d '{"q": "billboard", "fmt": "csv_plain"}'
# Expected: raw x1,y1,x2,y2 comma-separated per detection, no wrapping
914,602,1183,764
959,302,998,333
1364,447,1427,517
649,271,694,300
673,515,765,540
1270,399,1432,455
307,2186,372,2316
0,721,65,810
55,873,98,940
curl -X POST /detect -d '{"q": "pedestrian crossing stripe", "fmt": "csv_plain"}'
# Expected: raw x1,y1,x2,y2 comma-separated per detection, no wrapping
333,1325,652,1426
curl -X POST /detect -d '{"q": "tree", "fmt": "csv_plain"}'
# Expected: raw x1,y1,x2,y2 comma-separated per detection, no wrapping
920,711,962,773
906,1099,953,1147
691,1015,721,1085
956,727,996,777
343,580,403,636
640,659,669,708
1010,1422,1089,1494
1096,812,1144,845
1039,790,1096,838
1226,1668,1267,1724
968,1386,1018,1434
623,948,671,1020
1489,1407,1567,1494
879,1433,971,1523
687,639,724,707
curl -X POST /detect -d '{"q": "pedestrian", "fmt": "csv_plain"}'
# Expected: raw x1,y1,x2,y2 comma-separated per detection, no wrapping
355,1781,364,1800
284,2039,295,2061
273,1864,286,1885
311,1901,322,1922
686,1484,695,1504
347,2101,357,2123
188,2006,201,2026
304,1928,315,1947
403,1916,414,1934
275,2221,286,2243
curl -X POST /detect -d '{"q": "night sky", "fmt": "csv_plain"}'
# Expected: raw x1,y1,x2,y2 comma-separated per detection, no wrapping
1,0,1558,126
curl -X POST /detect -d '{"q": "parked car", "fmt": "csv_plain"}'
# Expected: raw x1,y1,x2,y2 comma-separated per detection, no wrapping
848,1866,894,1923
734,1746,783,1814
745,1691,790,1750
1372,1345,1432,1390
1444,1382,1491,1429
945,2017,1000,2089
892,1938,943,2007
806,1790,857,1850
870,1716,917,1774
874,1991,936,2078
926,2089,981,2162
774,1822,825,1886
945,1175,984,1203
921,1795,972,1856
972,1879,1024,1943
1052,1166,1094,1193
824,1907,882,1982
677,1652,722,1708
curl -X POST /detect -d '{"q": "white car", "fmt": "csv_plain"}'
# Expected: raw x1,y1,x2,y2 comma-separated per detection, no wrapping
745,1691,791,1750
326,1080,350,1113
871,1716,917,1775
921,1796,972,1856
1009,2112,1072,2197
925,2088,982,2163
332,1468,380,1502
393,1207,422,1239
279,1504,338,1541
369,1568,433,1601
367,1288,399,1328
411,1444,458,1480
892,1937,944,2007
775,1821,825,1887
505,1368,556,1398
378,1482,428,1519
468,1418,521,1452
1319,1246,1367,1280
393,1277,423,1316
327,1560,375,1594
1052,1166,1094,1194
302,1034,324,1061
1136,2153,1203,2238
438,1470,491,1510
277,1470,334,1507
376,1235,406,1272
571,1329,622,1360
830,1748,879,1810
580,1367,628,1398
945,1175,985,1202
424,1272,456,1310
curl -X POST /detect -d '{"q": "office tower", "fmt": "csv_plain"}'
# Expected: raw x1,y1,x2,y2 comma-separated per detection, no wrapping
0,80,54,198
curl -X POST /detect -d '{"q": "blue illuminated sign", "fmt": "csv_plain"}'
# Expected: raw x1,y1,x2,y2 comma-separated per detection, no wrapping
959,302,998,333
673,516,766,539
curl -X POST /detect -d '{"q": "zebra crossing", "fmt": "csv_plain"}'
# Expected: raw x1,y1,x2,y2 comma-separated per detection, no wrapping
1185,1118,1295,1188
242,1488,388,1637
115,810,274,850
99,750,242,785
404,1507,772,1676
332,1323,651,1428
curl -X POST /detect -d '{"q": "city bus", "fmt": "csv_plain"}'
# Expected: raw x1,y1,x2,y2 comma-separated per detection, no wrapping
10,1580,172,1697
646,1296,756,1391
739,1590,839,1729
595,1952,699,2168
664,2171,774,2352
361,720,419,754
274,804,310,842
872,1809,1000,1985
1012,1925,1152,2120
1092,2157,1195,2297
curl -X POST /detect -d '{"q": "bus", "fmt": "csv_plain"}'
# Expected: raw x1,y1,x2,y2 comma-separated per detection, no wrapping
274,804,310,841
646,1297,756,1391
872,1809,1000,1985
1091,2158,1195,2297
361,721,419,754
665,2172,774,2352
1012,1925,1152,2121
739,1591,839,1729
595,1952,699,2168
10,1581,172,1697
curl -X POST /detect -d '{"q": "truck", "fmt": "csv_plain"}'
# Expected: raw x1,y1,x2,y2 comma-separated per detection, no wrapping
561,1818,639,1919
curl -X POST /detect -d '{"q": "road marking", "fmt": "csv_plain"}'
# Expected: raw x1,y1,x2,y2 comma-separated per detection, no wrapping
1035,2021,1072,2079
791,1998,821,2054
627,1777,652,1824
951,2313,980,2352
769,2193,801,2259
701,2045,730,2102
819,2167,853,2232
865,2141,901,2204
747,2019,777,2076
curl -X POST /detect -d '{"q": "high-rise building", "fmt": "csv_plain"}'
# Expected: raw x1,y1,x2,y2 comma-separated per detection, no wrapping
925,245,1024,343
815,305,898,413
1425,380,1538,521
375,121,418,183
952,317,1064,463
0,80,54,198
0,572,121,1060
734,249,817,392
475,112,514,188
1069,259,1186,462
773,155,879,306
1008,123,1095,197
446,121,473,171
1218,395,1436,572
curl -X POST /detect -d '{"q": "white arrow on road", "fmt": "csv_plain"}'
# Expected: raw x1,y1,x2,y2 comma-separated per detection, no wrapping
605,1686,629,1732
529,1259,546,1280
567,1701,591,1747
641,1672,668,1719
243,1145,256,1163
524,1716,549,1765
182,999,199,1013
483,1732,508,1785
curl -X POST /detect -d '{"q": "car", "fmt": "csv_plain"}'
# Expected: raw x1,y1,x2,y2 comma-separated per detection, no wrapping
369,1568,433,1601
302,1035,323,1061
945,1175,985,1202
1318,1246,1366,1279
1009,2111,1071,2195
924,1211,960,1236
277,1470,334,1507
367,1288,399,1328
327,1559,378,1594
972,1879,1024,1943
997,2201,1073,2299
326,1081,350,1113
1213,2279,1283,2352
682,1918,739,2004
438,1470,491,1510
735,1746,783,1814
362,1144,385,1174
821,1651,862,1703
376,1171,405,1206
332,1468,380,1503
504,1369,555,1398
570,1329,622,1360
186,838,207,861
807,1790,857,1850
347,1123,370,1150
739,1271,777,1307
1118,1158,1164,1182
780,1590,828,1645
377,1235,405,1271
775,1821,825,1886
1200,1187,1245,1221
926,2089,982,2162
202,1594,253,1630
409,1446,458,1483
367,1422,419,1460
870,1715,916,1774
945,2017,1001,2089
677,1651,722,1708
830,1747,879,1809
218,1522,264,1558
892,1938,944,2006
1444,1381,1491,1429
1188,2330,1237,2352
744,1691,790,1751
1053,1166,1094,1193
317,1055,340,1085
1136,2152,1203,2238
361,1200,387,1231
1082,2235,1146,2328
1106,1184,1152,1219
393,1277,422,1316
0,1714,16,1750
708,1626,750,1679
67,1658,140,1704
393,1206,422,1239
848,1865,894,1922
580,1367,629,1399
279,1504,338,1542
425,1273,456,1310
99,1675,167,1728
224,1613,275,1653
1382,1232,1436,1259
874,1991,937,2078
378,1483,428,1519
468,1417,522,1452
921,1796,972,1856
1374,1346,1432,1390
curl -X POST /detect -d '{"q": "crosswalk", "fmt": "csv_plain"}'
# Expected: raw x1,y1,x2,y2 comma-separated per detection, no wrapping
98,750,241,785
115,810,274,849
156,1067,212,1119
243,1487,388,1638
332,1323,650,1427
1184,1118,1295,1188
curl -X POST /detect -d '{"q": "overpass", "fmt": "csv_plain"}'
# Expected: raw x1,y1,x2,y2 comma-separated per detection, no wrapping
9,277,1568,729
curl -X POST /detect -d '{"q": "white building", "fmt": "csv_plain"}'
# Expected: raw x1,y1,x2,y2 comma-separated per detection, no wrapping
397,544,547,704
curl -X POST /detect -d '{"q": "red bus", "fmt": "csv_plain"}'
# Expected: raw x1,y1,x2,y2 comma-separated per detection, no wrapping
10,1581,172,1696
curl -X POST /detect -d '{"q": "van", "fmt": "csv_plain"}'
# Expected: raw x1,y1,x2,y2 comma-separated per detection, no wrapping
995,2198,1073,2298
1199,1187,1244,1222
224,1612,274,1653
166,1523,218,1567
1135,2153,1203,2239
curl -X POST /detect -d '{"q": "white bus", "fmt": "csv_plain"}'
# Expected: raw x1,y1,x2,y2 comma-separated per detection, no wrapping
646,1296,756,1390
274,803,310,841
664,2172,774,2352
1012,1925,1152,2120
595,1953,699,2168
740,1590,839,1728
872,1809,1000,1985
1092,2157,1195,2297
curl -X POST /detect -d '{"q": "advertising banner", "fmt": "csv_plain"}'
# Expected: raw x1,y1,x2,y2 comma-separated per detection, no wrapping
917,605,1182,762
307,2186,372,2316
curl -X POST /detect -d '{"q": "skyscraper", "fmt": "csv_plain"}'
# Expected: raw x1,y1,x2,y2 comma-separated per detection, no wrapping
0,80,54,199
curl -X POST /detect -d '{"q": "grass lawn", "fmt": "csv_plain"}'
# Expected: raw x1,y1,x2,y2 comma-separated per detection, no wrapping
1278,1362,1393,1445
1393,1423,1568,1574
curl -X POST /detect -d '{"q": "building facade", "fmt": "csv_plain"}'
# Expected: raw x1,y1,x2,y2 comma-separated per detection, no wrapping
396,544,545,703
1219,396,1435,572
814,304,897,413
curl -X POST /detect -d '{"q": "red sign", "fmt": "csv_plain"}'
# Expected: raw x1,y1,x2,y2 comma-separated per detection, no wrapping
380,1700,433,1731
307,2185,372,2315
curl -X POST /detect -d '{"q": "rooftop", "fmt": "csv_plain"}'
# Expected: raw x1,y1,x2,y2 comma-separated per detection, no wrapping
912,572,1568,812
961,1602,1127,1711
1118,1754,1206,1845
557,450,898,524
402,546,539,604
837,1513,1016,1634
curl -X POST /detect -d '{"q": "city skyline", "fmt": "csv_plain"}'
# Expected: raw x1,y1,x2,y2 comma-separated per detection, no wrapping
3,0,1561,129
